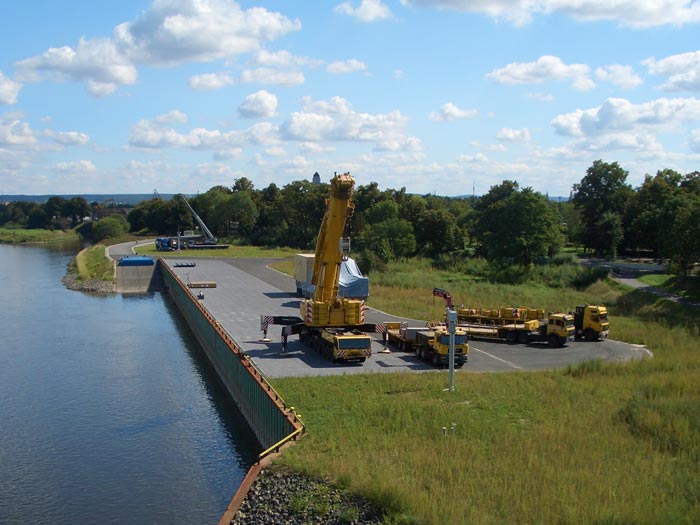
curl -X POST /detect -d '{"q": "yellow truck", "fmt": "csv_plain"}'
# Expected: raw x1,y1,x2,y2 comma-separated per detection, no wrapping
384,321,468,367
456,307,575,347
573,305,610,341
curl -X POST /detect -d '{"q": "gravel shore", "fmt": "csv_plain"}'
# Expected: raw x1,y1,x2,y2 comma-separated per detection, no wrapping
232,467,385,525
62,266,115,293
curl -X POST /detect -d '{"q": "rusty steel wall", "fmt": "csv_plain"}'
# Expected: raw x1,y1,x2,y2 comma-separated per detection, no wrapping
160,261,301,452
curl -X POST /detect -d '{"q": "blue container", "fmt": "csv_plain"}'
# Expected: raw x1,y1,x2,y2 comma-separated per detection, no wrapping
118,255,155,266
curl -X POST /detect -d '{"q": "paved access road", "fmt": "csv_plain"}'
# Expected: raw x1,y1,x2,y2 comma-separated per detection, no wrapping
162,258,650,379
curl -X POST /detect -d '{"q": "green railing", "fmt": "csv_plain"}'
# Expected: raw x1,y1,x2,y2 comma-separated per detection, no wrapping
160,261,304,454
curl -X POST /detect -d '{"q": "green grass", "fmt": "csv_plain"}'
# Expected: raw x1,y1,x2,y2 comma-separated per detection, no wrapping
265,262,700,524
0,227,79,243
136,242,298,258
75,244,115,282
638,273,700,302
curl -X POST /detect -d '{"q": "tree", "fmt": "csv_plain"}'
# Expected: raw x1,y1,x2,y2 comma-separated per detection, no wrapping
667,197,700,278
61,197,90,227
280,180,328,249
93,215,128,241
213,191,258,238
475,185,562,265
572,160,632,257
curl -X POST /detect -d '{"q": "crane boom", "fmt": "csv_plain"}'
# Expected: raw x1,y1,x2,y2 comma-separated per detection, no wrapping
181,195,217,244
311,172,355,303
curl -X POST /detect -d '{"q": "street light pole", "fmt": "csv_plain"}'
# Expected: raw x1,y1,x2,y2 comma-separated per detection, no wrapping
447,309,456,392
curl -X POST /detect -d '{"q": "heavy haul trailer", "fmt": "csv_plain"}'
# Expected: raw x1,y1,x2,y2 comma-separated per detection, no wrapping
456,307,575,347
383,322,469,367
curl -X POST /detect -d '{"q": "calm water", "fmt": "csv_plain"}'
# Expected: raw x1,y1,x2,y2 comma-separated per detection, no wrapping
0,243,258,524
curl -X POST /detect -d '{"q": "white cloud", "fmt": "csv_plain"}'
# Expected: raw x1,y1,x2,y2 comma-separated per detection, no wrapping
326,59,367,74
55,160,96,173
44,130,90,146
251,49,322,68
0,71,22,105
241,68,304,86
16,0,300,95
112,0,301,66
280,96,416,151
0,116,37,146
15,37,137,97
428,102,478,121
527,92,555,102
690,129,700,152
155,110,188,124
188,72,234,90
644,50,700,92
595,64,643,89
551,97,700,138
334,0,392,22
486,55,595,91
239,90,278,118
400,0,700,28
497,127,531,142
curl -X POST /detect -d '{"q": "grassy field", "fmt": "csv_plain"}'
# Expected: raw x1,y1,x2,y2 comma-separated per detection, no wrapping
0,227,79,243
265,261,699,524
639,273,700,302
136,242,297,258
75,244,115,282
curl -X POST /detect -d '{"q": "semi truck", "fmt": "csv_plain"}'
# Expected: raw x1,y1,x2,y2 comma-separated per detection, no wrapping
383,321,468,367
573,305,609,341
455,306,574,346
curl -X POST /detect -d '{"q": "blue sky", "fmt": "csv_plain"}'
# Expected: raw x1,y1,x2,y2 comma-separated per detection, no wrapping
1,0,699,197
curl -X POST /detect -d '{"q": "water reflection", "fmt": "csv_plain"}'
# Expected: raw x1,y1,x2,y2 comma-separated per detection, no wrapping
0,244,257,525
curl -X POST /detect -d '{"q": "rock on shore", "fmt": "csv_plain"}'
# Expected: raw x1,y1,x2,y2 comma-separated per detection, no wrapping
62,268,115,293
232,467,384,525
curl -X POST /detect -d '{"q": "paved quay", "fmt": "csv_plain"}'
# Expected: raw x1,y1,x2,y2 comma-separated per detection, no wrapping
162,257,650,379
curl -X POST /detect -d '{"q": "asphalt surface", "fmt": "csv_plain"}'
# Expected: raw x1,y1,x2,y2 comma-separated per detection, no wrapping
160,257,650,379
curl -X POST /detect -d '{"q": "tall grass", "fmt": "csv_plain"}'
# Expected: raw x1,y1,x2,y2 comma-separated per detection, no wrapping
75,244,114,281
268,258,700,524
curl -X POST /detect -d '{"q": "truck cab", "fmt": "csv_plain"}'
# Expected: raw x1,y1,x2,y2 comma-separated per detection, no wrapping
574,305,610,341
415,327,468,367
545,313,575,346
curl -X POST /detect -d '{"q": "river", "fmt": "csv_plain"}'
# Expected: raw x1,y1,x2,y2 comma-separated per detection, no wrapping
0,243,258,524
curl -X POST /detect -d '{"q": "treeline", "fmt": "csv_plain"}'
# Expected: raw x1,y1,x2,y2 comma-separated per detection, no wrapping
4,160,700,276
124,160,700,275
0,196,91,230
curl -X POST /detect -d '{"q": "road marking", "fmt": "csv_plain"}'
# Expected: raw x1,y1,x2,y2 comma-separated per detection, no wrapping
472,347,522,369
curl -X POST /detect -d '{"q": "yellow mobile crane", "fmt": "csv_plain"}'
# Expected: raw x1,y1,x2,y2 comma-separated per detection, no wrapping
262,172,373,363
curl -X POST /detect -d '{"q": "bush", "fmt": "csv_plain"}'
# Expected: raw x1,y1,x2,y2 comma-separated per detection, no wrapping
355,250,387,274
92,215,128,242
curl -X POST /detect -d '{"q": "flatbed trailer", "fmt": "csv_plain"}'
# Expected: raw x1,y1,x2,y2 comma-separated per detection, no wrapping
458,318,573,346
383,322,468,366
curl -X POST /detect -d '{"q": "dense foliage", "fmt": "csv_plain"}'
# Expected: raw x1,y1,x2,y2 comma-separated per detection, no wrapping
4,161,700,274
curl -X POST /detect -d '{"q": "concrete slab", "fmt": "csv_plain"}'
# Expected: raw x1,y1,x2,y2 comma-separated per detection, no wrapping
162,258,651,378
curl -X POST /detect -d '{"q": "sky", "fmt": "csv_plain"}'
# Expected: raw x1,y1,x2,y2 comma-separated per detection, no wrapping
1,0,699,198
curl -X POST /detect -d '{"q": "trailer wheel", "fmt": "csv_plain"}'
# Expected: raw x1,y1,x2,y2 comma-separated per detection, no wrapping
432,354,440,367
506,331,517,344
517,331,529,344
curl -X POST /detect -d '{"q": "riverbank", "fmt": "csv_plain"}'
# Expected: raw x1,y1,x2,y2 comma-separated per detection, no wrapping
231,466,384,525
62,259,114,293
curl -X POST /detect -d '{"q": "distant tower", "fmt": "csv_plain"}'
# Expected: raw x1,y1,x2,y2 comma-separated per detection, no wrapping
312,171,321,184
